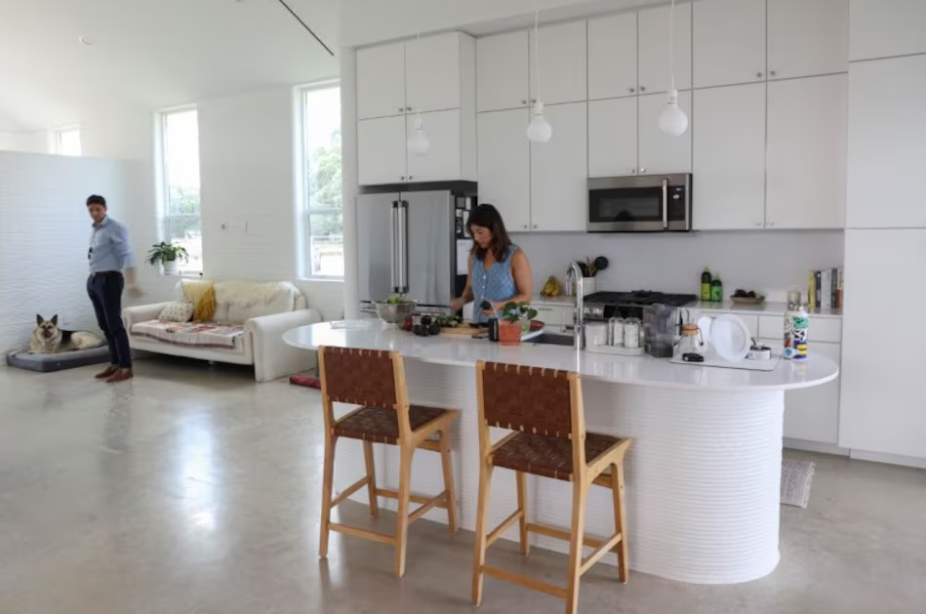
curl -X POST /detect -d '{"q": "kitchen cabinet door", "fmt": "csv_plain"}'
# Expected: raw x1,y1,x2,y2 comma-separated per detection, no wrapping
530,21,587,105
405,33,461,114
477,31,530,112
768,0,848,80
774,340,841,444
358,116,407,186
589,98,637,178
767,75,847,229
638,91,692,175
693,84,766,230
847,55,926,229
693,0,766,88
840,229,926,459
588,12,637,100
477,109,531,232
357,42,406,120
530,102,588,232
406,110,461,183
850,0,926,61
638,3,692,94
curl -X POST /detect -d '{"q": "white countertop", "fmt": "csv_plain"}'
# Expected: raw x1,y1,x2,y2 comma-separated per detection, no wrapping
283,321,839,393
688,300,843,319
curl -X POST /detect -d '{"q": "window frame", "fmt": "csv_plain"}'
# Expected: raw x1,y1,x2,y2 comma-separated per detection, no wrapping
300,80,344,281
158,105,203,277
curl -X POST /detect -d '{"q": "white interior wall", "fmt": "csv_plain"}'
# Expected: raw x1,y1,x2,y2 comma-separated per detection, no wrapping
0,130,52,154
0,151,145,353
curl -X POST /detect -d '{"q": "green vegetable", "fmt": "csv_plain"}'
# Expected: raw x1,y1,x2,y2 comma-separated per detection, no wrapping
386,294,404,305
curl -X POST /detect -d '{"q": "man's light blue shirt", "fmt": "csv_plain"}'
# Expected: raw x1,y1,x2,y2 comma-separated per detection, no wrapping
89,216,134,273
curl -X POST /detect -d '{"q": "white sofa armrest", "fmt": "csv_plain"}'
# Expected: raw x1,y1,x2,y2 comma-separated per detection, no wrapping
123,303,170,329
245,308,322,382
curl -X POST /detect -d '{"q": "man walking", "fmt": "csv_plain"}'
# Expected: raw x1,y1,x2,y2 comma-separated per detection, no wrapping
86,194,139,383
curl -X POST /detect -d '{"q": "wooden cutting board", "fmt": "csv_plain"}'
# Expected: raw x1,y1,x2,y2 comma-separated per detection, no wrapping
440,326,485,337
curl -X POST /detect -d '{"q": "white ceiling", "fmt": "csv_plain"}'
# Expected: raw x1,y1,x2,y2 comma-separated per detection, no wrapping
0,0,340,130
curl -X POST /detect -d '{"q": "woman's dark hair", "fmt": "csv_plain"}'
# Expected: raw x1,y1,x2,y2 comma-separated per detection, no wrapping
467,203,513,262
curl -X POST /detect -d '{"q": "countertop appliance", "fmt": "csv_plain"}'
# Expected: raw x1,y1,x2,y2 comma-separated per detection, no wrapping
582,290,698,322
358,183,475,314
587,174,692,232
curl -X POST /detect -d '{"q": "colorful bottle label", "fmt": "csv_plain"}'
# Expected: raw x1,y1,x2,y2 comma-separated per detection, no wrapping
783,313,809,360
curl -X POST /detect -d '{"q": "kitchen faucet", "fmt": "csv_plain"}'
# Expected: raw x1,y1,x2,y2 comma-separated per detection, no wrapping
570,262,585,350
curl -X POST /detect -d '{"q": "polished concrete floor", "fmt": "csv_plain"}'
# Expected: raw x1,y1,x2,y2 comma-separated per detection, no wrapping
1,357,925,614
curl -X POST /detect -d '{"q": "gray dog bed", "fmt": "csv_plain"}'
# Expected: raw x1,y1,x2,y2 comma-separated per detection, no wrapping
7,346,111,373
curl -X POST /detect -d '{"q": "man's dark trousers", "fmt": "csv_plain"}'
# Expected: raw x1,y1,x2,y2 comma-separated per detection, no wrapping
87,272,132,369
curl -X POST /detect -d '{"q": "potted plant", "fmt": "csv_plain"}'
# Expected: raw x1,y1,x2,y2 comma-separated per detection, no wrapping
499,301,539,346
146,241,189,276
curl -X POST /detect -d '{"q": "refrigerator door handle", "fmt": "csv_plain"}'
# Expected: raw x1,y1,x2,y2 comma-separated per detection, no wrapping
398,200,409,293
391,201,399,293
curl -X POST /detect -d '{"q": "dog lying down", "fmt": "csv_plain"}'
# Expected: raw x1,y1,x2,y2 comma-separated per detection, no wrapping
30,315,104,354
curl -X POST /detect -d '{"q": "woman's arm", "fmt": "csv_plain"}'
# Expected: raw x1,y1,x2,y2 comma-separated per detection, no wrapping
451,254,475,311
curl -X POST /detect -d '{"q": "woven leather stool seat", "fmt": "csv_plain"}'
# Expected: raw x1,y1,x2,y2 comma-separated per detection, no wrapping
492,432,624,481
334,405,450,444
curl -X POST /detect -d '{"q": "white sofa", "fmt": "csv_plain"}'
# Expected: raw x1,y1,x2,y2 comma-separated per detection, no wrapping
122,280,322,382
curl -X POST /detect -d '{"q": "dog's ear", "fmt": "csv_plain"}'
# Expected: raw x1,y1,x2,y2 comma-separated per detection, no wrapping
51,315,58,325
36,314,43,325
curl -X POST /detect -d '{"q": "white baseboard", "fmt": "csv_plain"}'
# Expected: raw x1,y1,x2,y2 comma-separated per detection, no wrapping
849,449,926,470
783,438,850,456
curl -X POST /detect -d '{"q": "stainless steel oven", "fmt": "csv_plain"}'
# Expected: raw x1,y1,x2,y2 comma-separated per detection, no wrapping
587,174,692,232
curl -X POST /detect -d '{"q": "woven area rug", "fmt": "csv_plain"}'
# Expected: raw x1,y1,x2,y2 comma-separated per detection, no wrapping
781,458,816,508
290,372,321,389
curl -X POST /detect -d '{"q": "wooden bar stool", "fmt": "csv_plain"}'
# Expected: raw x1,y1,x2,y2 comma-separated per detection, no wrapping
472,361,632,614
317,346,460,578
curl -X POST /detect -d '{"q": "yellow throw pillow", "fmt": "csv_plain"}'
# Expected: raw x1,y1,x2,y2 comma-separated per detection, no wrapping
181,279,217,322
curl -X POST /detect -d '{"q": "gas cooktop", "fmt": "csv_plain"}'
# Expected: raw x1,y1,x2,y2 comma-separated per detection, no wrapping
584,290,697,307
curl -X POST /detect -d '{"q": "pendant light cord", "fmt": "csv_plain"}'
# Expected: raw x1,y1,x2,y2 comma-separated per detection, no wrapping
669,0,677,92
416,30,422,122
534,10,541,103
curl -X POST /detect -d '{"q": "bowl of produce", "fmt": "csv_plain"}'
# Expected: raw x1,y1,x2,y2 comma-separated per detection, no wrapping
373,295,418,324
730,289,766,305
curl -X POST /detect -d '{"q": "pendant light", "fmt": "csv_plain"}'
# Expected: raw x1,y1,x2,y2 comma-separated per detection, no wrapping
526,10,552,143
658,0,689,136
407,30,431,155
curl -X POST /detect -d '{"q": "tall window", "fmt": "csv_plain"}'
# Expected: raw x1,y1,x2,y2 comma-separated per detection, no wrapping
303,84,343,278
56,127,81,156
160,108,203,274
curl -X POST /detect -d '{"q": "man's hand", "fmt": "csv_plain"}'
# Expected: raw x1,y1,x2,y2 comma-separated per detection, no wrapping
126,285,144,300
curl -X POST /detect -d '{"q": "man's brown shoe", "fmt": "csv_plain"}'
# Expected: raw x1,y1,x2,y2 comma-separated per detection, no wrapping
95,364,119,379
105,368,134,384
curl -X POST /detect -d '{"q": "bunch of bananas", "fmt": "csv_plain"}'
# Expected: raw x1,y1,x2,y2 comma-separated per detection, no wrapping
540,275,563,298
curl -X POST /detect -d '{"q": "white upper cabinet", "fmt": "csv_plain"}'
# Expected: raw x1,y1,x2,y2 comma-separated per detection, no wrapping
406,110,461,183
477,31,530,112
588,13,638,100
530,21,588,105
638,91,692,175
848,55,926,229
693,84,766,230
531,103,588,232
767,0,848,80
406,33,462,114
357,42,406,120
358,117,407,185
478,109,532,232
589,98,637,178
693,0,766,88
767,75,847,229
850,0,926,61
638,3,692,94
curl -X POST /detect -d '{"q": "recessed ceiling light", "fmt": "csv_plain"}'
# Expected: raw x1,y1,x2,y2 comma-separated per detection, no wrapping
78,36,94,46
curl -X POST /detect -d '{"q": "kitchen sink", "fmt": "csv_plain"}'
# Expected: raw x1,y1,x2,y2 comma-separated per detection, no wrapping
529,333,575,347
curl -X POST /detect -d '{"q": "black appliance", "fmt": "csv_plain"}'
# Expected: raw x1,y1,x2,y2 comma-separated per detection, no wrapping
587,174,692,232
582,290,697,321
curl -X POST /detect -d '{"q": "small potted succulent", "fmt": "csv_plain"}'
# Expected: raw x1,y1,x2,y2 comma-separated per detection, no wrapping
498,301,538,346
146,241,189,276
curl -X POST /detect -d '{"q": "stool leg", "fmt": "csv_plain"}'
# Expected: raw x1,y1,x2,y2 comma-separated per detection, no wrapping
394,445,415,578
565,481,587,614
363,440,378,517
613,462,630,583
439,427,459,533
471,461,495,606
516,471,530,555
319,435,338,558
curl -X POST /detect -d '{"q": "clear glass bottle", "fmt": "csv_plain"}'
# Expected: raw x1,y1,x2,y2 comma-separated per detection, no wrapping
623,317,642,349
677,323,705,360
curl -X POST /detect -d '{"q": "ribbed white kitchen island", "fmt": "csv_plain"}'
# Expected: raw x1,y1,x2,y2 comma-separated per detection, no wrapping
283,321,839,585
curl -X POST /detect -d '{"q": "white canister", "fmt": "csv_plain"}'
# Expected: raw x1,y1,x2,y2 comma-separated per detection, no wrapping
609,317,624,347
623,318,642,349
586,322,609,347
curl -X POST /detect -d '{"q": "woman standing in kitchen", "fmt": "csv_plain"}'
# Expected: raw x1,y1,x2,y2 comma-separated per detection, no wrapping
451,204,533,321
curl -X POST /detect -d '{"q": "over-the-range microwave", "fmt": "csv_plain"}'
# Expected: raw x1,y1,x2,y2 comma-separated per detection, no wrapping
587,174,692,232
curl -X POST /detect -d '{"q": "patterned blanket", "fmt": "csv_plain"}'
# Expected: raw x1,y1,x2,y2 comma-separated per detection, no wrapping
131,320,245,350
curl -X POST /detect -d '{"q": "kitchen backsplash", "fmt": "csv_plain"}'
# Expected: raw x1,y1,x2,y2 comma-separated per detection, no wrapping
515,230,845,300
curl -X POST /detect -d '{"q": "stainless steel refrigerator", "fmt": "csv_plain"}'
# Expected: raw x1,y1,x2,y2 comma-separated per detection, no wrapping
358,183,476,313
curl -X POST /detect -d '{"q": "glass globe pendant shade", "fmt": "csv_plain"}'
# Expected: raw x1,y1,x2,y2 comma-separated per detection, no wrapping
659,89,689,136
526,101,553,143
407,117,430,155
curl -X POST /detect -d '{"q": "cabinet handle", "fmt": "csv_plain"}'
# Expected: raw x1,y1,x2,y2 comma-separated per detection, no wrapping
770,70,777,77
639,167,647,174
532,224,538,229
407,175,414,181
521,99,528,105
400,176,406,181
630,168,637,175
522,224,528,229
756,72,764,78
629,87,635,93
531,98,537,103
406,107,413,112
398,107,405,113
755,221,763,227
640,86,646,92
768,221,775,227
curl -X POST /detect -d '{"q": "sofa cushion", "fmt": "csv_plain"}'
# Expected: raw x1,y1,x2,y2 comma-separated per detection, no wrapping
159,301,194,323
227,290,295,323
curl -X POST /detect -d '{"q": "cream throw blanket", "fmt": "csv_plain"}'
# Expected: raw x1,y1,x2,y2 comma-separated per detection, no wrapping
214,281,298,308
